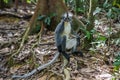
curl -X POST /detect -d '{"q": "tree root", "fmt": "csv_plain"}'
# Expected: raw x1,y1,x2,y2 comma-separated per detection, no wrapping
29,33,42,67
63,56,71,80
48,70,64,78
8,26,30,66
46,73,55,80
64,68,70,80
15,26,30,56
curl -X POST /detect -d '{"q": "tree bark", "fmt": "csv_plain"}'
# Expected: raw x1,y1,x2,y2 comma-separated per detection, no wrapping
29,0,68,33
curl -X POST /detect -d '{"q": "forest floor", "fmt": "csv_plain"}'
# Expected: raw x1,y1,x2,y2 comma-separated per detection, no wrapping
0,7,120,80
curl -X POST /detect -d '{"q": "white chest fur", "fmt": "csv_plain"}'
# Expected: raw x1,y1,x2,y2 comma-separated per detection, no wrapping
62,22,71,39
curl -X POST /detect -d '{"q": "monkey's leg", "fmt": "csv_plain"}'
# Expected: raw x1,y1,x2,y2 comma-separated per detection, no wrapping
61,36,70,62
73,37,83,57
66,38,83,57
72,50,83,57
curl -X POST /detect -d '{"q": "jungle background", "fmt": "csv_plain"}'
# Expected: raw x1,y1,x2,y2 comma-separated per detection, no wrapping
0,0,120,80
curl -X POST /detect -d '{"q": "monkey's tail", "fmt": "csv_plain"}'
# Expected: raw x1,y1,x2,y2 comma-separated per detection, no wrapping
12,52,60,79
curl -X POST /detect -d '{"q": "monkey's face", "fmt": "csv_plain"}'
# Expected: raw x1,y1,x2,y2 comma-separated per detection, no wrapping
63,17,71,22
61,12,73,22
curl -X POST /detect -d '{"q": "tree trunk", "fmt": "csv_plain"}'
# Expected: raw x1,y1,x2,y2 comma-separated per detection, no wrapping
29,0,68,33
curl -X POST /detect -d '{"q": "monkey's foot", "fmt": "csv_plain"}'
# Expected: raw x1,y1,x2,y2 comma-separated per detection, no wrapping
72,51,83,57
64,53,70,62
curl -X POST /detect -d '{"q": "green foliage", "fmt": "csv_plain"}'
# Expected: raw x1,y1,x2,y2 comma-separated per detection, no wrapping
102,0,120,19
75,0,87,14
3,0,13,4
113,0,120,8
30,0,38,4
97,35,107,41
26,0,38,4
37,15,46,21
93,7,102,15
31,13,57,34
114,55,120,67
3,0,9,3
63,0,88,15
93,0,120,23
38,13,56,26
26,0,31,3
80,28,95,40
106,7,120,19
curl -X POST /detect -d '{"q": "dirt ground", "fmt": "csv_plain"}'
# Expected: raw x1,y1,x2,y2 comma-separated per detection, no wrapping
0,7,120,80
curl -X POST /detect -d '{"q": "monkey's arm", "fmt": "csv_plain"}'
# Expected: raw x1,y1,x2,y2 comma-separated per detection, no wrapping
12,52,60,79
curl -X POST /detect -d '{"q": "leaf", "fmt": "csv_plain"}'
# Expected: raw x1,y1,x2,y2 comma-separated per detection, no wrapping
103,0,109,8
27,0,31,3
113,66,119,71
107,9,112,18
113,0,117,6
44,17,51,25
77,8,84,13
114,56,120,66
98,36,107,41
36,25,41,32
112,7,120,14
86,31,91,39
93,7,101,15
3,0,8,3
49,13,57,18
37,15,46,20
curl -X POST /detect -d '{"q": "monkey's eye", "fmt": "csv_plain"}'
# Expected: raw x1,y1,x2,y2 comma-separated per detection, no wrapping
61,16,72,22
66,17,72,21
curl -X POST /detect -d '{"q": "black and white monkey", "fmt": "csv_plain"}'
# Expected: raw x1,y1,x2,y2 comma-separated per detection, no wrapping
12,12,83,79
55,12,83,62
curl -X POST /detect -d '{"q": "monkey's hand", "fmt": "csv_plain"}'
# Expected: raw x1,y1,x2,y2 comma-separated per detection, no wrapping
70,34,80,39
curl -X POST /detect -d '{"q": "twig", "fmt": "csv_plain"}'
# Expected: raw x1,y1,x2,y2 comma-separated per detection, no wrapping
62,56,70,80
64,68,70,80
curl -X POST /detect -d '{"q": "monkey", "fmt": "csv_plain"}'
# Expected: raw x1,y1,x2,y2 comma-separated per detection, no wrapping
12,12,83,79
55,12,83,63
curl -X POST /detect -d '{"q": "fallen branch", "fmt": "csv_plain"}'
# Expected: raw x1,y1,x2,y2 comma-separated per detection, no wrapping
64,68,70,80
0,11,32,19
63,56,70,80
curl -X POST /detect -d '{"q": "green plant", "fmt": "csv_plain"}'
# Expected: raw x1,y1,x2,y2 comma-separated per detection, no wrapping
3,0,9,3
80,27,95,40
38,13,56,26
26,0,38,4
113,0,120,8
31,13,57,34
114,55,120,67
103,0,120,19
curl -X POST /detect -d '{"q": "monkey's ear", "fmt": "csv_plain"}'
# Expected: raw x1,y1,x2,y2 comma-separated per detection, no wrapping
61,15,65,20
62,12,73,18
